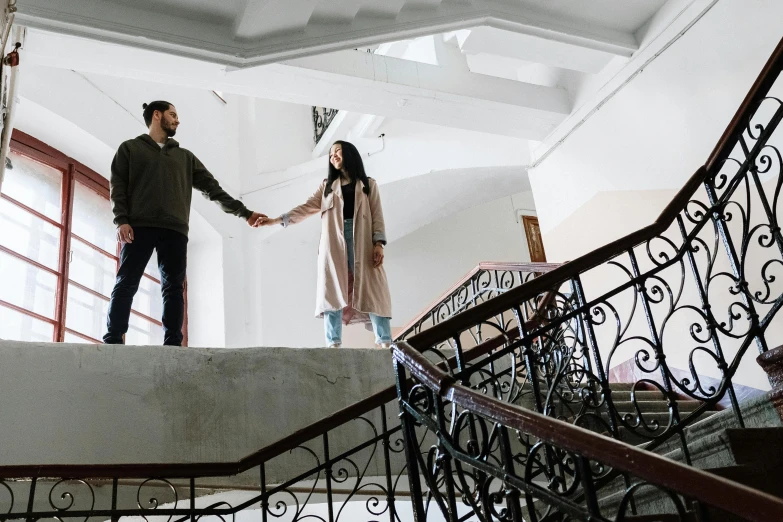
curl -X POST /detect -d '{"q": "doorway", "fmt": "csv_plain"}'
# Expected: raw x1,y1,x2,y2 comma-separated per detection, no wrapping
523,215,547,262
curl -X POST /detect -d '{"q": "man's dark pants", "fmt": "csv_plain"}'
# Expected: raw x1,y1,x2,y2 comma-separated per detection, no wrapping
103,226,188,346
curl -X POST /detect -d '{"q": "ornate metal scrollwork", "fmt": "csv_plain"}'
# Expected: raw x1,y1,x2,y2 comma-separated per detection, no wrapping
312,106,339,144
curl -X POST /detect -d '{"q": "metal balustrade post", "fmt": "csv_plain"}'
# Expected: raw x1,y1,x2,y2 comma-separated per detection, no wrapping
434,395,459,522
189,477,196,522
395,359,426,522
497,425,523,522
260,463,268,522
677,215,744,426
25,477,36,522
627,249,691,465
570,276,621,440
380,404,397,522
576,456,601,519
323,433,335,522
512,304,562,491
111,478,118,522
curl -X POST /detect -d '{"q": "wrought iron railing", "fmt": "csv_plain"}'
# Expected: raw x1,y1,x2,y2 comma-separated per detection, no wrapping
0,322,546,522
395,33,783,481
0,400,407,522
312,106,339,144
395,262,562,341
393,341,783,522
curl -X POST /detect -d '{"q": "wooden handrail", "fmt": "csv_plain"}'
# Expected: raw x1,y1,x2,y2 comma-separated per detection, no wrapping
393,341,783,522
394,261,561,340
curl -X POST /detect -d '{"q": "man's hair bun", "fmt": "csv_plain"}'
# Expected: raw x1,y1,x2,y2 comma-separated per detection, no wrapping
142,103,149,110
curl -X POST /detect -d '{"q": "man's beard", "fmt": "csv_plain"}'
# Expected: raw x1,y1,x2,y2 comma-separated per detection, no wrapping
161,120,177,137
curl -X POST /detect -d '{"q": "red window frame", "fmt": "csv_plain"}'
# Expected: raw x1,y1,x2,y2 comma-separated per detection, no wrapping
0,130,187,345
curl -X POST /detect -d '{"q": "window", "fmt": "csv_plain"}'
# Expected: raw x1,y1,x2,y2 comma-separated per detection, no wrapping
0,131,182,345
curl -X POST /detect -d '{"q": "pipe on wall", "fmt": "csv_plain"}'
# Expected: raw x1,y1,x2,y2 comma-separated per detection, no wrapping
0,20,22,196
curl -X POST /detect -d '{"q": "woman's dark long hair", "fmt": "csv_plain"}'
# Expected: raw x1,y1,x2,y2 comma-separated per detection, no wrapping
324,140,370,196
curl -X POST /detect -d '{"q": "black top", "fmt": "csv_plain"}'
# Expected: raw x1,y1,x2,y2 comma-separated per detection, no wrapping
342,181,356,219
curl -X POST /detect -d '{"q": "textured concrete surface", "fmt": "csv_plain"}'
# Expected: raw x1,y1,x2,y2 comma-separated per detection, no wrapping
0,341,396,472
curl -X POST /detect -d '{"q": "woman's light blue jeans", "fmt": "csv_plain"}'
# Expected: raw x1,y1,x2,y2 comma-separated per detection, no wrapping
324,219,392,346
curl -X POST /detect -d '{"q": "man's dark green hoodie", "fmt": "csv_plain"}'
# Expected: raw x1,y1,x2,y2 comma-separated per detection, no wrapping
110,134,251,237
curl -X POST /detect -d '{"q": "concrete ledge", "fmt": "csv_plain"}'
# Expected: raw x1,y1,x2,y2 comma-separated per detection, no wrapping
0,341,396,473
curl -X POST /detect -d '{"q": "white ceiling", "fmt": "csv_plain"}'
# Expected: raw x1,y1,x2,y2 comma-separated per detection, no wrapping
16,0,668,67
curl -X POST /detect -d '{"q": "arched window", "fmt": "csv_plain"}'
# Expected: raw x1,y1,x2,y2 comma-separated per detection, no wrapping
0,131,185,345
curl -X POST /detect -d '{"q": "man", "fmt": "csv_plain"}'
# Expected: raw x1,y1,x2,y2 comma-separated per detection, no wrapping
104,100,265,346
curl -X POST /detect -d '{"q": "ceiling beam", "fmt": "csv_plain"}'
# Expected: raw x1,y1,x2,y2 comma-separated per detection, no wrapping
459,27,617,74
16,0,639,68
24,29,570,139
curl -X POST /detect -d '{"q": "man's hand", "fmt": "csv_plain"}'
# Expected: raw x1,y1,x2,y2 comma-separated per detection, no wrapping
373,243,384,268
247,211,268,228
117,224,134,244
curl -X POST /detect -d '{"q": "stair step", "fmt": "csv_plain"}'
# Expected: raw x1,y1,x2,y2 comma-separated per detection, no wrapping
623,515,698,522
726,428,783,469
611,390,668,401
608,410,718,426
613,412,720,445
708,464,783,499
611,400,702,414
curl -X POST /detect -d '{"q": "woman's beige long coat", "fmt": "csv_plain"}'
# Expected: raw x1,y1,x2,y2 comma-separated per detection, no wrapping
282,177,393,320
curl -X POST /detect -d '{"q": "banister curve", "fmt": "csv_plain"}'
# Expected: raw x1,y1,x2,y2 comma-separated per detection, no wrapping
393,340,783,522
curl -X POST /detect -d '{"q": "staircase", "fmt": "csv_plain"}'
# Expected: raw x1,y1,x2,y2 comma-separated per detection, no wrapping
2,23,783,522
389,31,783,522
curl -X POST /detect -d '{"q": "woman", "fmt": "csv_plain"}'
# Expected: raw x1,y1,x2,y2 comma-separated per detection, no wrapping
260,141,393,348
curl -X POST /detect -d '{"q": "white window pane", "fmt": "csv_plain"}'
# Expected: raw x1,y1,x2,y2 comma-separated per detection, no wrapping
145,251,160,278
125,314,163,346
69,239,115,297
65,284,109,341
132,276,163,319
0,304,54,342
71,181,115,254
3,151,62,221
0,199,61,269
0,251,57,318
64,331,97,344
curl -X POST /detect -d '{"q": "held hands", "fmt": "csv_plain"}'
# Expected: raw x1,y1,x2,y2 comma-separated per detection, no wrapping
244,213,385,267
117,224,134,243
247,211,269,228
254,215,281,227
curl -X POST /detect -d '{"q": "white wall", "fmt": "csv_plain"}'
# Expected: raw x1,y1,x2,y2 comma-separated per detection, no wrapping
187,211,226,347
252,98,314,174
387,193,533,331
530,0,783,239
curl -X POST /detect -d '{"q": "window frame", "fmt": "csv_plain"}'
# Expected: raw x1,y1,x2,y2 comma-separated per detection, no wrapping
0,130,186,345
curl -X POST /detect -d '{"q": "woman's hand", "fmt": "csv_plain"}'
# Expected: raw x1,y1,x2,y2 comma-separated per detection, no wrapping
246,211,268,228
373,242,384,268
257,216,282,226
